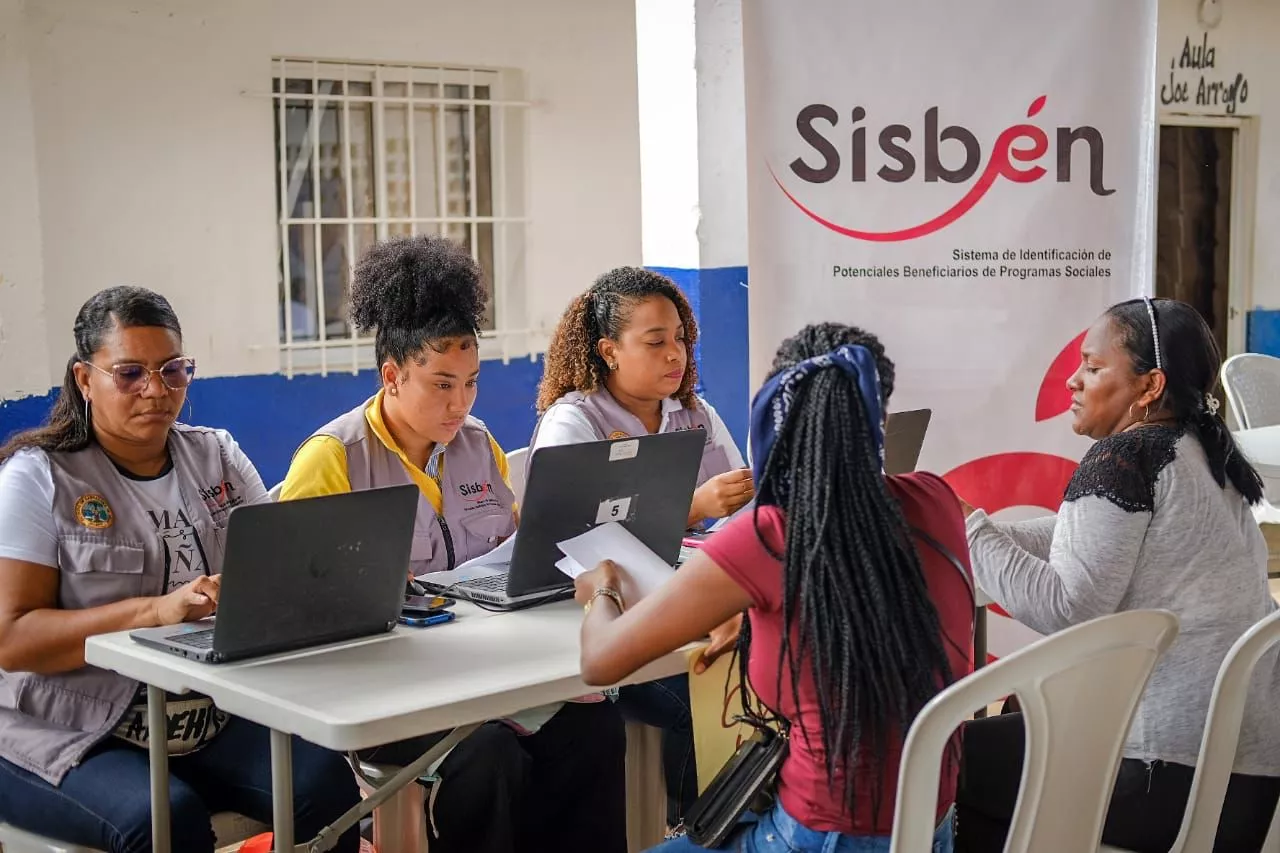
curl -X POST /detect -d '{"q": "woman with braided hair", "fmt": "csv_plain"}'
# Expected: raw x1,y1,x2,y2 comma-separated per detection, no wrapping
533,266,753,832
957,298,1280,853
572,322,975,852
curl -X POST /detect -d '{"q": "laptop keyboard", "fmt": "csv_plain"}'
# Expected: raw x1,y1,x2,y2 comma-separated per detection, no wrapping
459,574,509,593
170,629,216,649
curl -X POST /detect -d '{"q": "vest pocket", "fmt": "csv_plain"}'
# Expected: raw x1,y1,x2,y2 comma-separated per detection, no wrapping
57,539,146,609
15,676,118,733
457,509,515,563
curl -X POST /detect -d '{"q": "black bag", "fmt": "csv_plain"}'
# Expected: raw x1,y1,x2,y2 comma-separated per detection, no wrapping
683,723,788,847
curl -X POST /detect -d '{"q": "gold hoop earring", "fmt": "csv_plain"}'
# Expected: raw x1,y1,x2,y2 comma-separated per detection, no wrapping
1143,404,1151,423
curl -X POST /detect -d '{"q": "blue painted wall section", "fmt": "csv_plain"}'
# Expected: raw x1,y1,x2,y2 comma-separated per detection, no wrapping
0,358,545,488
0,267,753,484
648,265,750,451
1248,310,1280,358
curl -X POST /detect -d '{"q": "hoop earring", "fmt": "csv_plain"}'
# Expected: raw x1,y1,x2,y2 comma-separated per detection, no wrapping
184,396,194,422
1143,404,1151,423
84,398,91,425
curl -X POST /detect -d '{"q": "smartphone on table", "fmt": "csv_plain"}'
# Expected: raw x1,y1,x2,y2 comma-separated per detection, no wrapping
402,594,456,616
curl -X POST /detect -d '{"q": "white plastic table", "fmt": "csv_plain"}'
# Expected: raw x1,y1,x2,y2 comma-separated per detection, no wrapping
85,600,691,853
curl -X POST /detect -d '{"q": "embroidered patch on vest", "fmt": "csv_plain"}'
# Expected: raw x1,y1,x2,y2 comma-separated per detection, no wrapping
608,431,629,440
74,494,114,529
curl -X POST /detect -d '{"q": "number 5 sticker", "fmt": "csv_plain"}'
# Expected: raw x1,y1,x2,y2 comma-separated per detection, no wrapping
595,496,633,525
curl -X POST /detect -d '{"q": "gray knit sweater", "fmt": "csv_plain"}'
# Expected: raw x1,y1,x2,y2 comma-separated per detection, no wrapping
967,425,1280,773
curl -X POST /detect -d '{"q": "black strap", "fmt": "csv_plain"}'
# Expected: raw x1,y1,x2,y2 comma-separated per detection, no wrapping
910,525,977,643
436,514,457,572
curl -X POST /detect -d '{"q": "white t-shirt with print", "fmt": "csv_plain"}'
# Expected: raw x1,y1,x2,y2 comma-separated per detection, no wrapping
0,431,263,755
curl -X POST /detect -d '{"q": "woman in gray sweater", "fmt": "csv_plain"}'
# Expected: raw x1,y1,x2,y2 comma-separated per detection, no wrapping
956,297,1280,853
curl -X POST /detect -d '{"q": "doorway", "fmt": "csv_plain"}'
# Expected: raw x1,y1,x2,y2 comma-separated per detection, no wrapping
1154,124,1235,356
1152,117,1249,356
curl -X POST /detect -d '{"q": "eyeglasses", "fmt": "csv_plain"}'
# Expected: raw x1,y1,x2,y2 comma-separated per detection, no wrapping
83,357,197,394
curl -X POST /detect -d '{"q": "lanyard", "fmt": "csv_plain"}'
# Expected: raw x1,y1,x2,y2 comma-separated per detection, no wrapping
430,458,457,572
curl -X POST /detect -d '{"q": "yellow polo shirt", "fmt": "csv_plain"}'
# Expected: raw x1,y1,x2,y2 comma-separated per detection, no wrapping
280,391,512,510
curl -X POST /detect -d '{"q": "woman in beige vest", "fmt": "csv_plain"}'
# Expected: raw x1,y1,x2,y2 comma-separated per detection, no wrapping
0,286,361,853
281,235,628,853
533,267,754,836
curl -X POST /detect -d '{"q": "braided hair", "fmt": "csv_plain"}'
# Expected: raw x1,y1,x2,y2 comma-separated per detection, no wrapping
536,267,699,412
1106,298,1264,504
350,234,486,367
741,322,956,817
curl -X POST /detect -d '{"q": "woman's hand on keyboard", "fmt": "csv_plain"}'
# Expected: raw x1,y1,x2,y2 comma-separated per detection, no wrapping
150,575,220,626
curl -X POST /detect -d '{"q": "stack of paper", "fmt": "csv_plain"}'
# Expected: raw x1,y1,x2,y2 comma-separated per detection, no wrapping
554,522,676,601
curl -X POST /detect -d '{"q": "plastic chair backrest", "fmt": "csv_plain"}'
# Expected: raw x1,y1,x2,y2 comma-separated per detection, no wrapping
506,447,529,504
890,609,1180,853
1222,354,1280,430
1159,608,1280,853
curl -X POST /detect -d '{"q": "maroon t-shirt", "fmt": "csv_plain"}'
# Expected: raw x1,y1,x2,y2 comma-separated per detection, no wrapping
700,472,974,834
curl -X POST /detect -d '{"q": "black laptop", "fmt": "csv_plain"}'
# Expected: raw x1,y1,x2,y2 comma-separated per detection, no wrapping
419,430,704,608
131,484,418,663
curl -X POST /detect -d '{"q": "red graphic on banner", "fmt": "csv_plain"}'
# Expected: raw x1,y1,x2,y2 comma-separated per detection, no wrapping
944,329,1085,625
1035,330,1086,422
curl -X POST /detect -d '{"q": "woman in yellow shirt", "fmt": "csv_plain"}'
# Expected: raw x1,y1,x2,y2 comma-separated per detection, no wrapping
280,235,626,853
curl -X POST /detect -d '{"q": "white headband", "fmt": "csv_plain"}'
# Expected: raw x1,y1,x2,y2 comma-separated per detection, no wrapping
1143,296,1163,371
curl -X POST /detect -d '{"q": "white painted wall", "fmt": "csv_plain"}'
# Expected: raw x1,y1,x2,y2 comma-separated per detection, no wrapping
694,0,746,270
0,0,52,398
1155,0,1280,313
635,0,701,270
1,0,642,397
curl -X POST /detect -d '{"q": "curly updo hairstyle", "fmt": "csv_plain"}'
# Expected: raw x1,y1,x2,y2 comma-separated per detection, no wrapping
350,234,487,367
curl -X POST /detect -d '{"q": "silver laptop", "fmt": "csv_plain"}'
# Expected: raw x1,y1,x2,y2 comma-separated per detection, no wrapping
131,485,418,663
419,430,705,608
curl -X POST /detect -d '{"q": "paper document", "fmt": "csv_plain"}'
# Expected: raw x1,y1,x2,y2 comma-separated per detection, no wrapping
555,522,676,601
454,533,517,573
555,554,588,579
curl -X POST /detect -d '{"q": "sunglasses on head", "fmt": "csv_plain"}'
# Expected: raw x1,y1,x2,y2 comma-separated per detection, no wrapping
83,357,197,395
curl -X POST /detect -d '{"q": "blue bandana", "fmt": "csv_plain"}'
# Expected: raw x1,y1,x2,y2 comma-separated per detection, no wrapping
748,344,884,507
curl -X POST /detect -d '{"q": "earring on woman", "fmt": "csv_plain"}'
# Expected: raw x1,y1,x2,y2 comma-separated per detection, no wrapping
184,396,194,422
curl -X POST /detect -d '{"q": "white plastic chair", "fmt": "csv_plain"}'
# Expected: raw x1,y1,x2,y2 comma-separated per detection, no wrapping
1222,354,1280,431
505,447,529,505
1099,608,1280,853
267,481,283,502
890,609,1180,853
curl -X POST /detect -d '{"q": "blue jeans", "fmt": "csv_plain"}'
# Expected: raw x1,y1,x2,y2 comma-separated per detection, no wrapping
647,800,955,853
616,675,698,825
0,716,361,853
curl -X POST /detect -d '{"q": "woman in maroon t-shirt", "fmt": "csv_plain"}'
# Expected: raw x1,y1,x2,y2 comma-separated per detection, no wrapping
574,323,974,852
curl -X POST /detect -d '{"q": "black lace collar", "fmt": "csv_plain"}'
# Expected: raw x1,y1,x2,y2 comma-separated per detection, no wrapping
1063,424,1183,513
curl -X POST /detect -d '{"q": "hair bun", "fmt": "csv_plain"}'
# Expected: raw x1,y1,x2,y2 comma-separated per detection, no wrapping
349,234,485,333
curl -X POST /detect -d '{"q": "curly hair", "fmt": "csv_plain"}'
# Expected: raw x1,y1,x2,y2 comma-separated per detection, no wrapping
537,267,699,412
350,234,487,366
